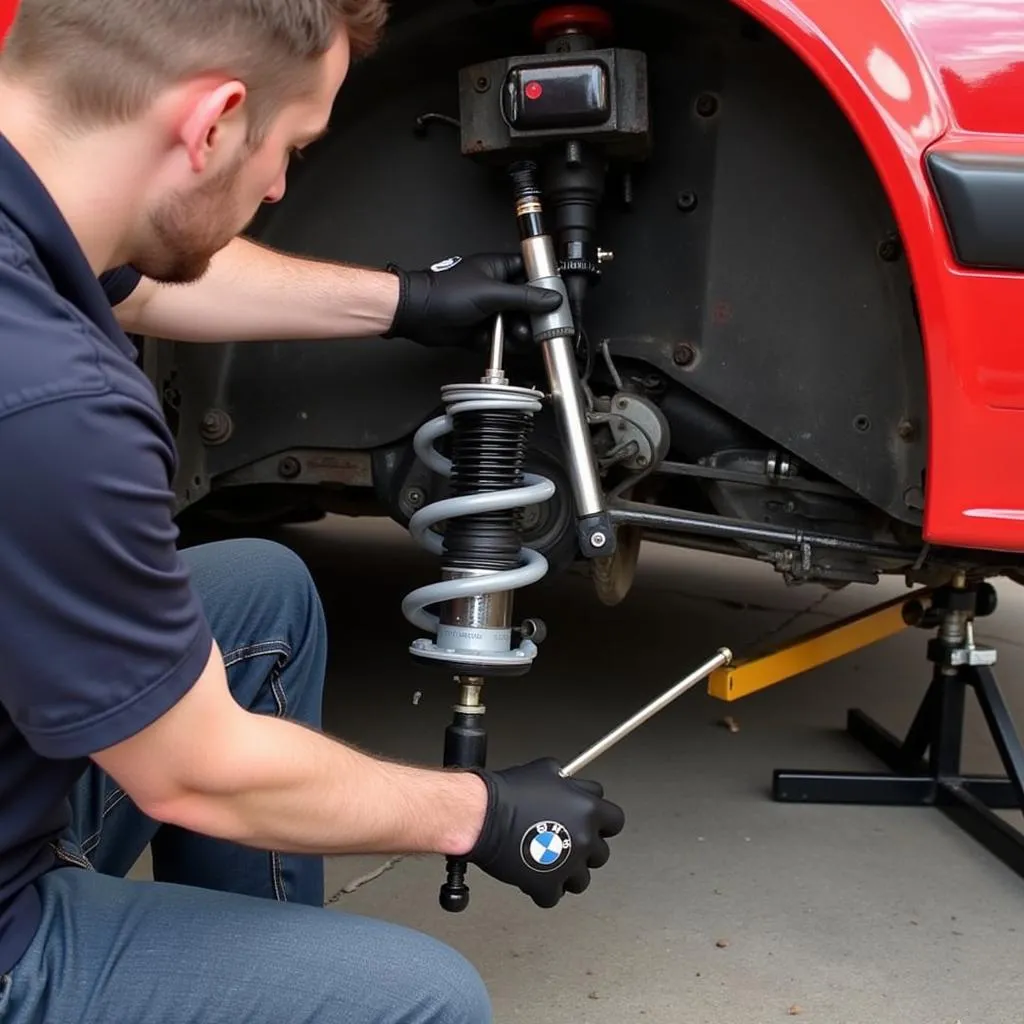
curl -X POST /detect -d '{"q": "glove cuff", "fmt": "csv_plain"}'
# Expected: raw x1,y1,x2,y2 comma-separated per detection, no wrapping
380,263,410,340
465,768,503,865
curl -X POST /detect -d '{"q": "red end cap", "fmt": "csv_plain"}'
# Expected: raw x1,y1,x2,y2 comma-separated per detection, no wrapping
532,5,614,44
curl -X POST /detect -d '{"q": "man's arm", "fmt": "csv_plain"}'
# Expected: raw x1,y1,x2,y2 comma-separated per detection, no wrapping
92,640,489,858
112,243,563,349
114,236,402,342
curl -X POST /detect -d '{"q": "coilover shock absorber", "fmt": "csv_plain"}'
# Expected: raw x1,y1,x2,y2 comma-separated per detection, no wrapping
403,142,619,912
403,316,555,911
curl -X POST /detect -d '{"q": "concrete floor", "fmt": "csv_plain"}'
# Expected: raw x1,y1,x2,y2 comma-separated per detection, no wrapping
190,517,1024,1022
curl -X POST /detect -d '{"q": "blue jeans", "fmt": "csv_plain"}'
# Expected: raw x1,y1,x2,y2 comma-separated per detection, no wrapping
0,539,491,1024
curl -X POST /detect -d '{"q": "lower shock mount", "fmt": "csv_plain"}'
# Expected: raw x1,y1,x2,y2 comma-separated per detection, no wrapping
403,318,556,911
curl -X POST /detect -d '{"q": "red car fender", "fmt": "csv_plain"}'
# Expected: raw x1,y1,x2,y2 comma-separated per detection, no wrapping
2,0,1023,552
731,0,1024,552
0,0,14,41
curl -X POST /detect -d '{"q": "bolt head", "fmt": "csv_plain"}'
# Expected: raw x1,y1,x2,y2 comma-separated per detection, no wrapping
673,343,697,367
590,532,608,549
695,94,719,117
878,236,902,262
199,410,232,445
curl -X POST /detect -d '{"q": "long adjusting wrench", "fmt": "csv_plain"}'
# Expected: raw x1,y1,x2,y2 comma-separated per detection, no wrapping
560,648,733,778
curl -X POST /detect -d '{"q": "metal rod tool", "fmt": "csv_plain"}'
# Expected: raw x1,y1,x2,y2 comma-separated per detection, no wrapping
560,648,733,778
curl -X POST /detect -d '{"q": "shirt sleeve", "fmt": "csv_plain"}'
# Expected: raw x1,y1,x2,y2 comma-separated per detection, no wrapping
98,265,143,307
0,388,214,760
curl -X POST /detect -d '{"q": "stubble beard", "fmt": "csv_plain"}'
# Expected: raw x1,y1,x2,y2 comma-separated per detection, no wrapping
135,152,249,285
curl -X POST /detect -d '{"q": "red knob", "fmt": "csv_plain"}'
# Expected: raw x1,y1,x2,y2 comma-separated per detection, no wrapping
532,5,614,44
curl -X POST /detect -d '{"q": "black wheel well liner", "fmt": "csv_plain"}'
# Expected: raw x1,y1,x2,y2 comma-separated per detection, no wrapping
158,0,928,529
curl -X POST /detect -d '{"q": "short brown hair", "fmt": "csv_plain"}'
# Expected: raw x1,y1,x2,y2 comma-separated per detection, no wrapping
0,0,389,141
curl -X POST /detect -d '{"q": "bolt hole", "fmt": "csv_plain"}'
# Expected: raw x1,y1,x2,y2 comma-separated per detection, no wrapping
695,93,719,117
854,415,871,433
878,236,902,262
677,190,698,212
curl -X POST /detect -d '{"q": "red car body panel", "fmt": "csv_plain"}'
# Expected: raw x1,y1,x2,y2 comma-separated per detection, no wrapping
2,0,1023,552
0,0,14,42
731,0,1024,552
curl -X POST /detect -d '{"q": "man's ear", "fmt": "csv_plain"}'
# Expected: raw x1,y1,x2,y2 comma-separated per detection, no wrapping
177,80,248,174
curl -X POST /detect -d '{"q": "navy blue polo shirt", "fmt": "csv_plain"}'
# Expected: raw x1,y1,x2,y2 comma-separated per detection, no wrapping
0,133,214,974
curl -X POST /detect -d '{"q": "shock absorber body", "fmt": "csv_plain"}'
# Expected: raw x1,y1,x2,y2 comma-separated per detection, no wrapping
509,160,616,559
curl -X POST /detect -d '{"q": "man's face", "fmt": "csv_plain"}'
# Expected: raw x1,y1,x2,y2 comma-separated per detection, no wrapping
132,31,351,284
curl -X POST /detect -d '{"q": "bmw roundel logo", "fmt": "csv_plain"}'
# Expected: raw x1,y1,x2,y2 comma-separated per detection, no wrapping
520,821,573,873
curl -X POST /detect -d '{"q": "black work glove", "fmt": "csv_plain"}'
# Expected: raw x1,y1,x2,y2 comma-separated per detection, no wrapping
383,253,562,351
467,757,625,908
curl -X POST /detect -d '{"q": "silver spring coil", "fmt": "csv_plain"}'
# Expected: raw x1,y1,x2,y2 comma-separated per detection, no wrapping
402,381,557,637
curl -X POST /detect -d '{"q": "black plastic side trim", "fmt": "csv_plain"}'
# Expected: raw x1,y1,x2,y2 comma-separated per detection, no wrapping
926,152,1024,271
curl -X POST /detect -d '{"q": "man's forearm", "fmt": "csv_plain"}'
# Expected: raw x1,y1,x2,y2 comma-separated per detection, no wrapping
152,713,488,858
116,236,401,342
93,645,488,860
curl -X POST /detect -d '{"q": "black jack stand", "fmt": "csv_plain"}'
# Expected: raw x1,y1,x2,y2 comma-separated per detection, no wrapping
773,579,1024,879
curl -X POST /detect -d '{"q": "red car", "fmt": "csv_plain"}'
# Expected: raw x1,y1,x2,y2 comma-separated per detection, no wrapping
3,0,1024,596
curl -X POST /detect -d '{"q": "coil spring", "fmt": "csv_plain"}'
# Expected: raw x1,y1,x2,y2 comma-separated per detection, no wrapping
402,382,557,636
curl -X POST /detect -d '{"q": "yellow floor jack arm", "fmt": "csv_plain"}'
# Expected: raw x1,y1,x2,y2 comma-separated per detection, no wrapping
708,588,935,702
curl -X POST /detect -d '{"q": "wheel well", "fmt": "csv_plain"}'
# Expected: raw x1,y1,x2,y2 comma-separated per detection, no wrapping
165,0,928,536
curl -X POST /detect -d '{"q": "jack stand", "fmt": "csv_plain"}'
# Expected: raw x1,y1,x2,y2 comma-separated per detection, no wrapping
774,577,1024,880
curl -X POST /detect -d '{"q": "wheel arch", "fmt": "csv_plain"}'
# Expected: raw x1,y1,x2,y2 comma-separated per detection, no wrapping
719,0,981,546
171,0,953,536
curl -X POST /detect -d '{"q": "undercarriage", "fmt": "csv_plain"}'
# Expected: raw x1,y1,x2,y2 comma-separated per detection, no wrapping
151,0,1024,596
